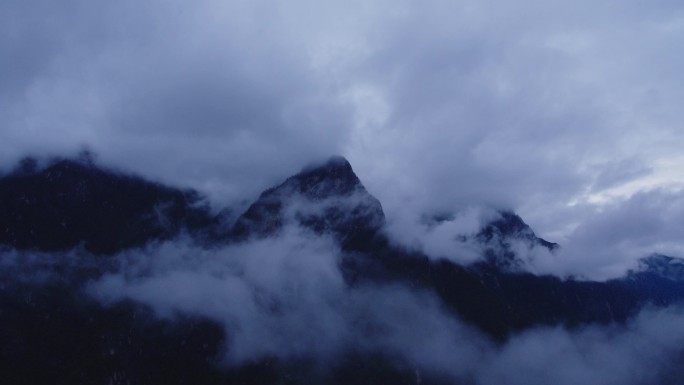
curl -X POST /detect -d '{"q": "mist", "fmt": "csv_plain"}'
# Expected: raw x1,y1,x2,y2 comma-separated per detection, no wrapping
2,210,684,383
70,224,684,384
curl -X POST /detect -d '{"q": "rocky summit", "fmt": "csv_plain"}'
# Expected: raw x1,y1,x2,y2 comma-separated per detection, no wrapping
228,156,385,251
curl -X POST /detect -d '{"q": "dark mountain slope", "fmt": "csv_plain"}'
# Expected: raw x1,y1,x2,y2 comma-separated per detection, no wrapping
346,238,684,341
633,254,684,281
475,210,559,270
0,157,214,254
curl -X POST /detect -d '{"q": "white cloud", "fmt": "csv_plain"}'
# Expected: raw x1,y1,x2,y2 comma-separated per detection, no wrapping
81,228,684,384
4,222,684,384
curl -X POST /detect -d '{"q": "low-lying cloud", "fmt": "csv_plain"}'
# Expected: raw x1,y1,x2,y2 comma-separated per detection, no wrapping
73,225,684,383
87,229,489,371
382,189,684,280
482,307,684,385
383,206,498,266
2,222,684,383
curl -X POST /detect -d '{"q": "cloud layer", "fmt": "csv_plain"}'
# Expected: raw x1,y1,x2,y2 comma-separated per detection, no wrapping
3,0,684,276
3,213,684,383
80,228,684,384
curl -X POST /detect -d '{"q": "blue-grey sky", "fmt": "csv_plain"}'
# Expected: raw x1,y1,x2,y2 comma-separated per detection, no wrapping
2,0,684,278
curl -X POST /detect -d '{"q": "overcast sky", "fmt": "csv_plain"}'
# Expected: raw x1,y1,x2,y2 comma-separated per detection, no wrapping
2,0,684,278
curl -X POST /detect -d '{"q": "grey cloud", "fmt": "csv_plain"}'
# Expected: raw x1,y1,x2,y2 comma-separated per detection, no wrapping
392,187,684,280
0,0,353,206
4,221,684,383
81,226,684,384
554,188,684,279
384,206,498,265
589,158,654,192
87,229,489,369
3,0,684,277
479,306,684,385
341,0,684,276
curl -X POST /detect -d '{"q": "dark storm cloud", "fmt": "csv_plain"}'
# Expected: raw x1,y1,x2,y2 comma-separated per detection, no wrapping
0,0,353,205
337,0,684,276
344,0,684,206
2,0,684,276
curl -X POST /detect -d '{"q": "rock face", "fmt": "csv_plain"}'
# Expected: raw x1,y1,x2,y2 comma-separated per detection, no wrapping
475,210,559,271
229,156,385,251
477,210,558,251
0,157,214,254
634,254,684,281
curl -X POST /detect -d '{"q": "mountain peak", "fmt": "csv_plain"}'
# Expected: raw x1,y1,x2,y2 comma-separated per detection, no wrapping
289,156,360,200
475,210,558,271
303,155,352,172
229,156,384,249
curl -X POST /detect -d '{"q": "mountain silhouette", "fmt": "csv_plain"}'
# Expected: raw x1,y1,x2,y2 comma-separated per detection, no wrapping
1,154,684,384
0,156,214,254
